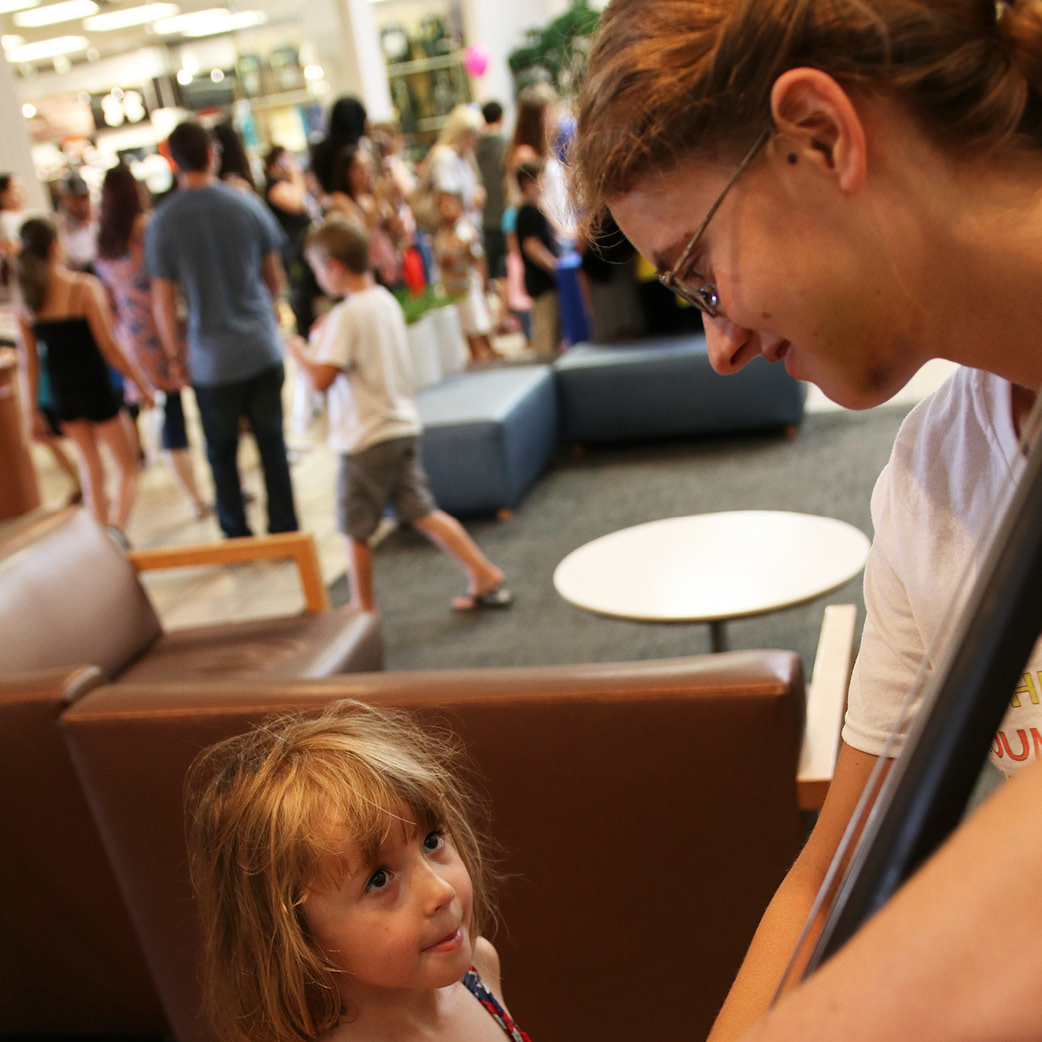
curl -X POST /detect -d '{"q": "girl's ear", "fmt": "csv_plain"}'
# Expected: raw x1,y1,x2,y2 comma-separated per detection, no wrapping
769,68,867,193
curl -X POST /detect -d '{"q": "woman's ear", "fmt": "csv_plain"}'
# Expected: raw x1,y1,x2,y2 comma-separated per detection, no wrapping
769,68,867,193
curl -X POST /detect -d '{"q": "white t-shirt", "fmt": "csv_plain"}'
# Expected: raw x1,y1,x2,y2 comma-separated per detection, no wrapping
313,284,421,455
843,366,1042,777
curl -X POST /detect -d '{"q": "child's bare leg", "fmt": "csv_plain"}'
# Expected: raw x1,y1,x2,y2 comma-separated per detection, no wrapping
345,536,377,612
164,447,209,517
96,411,141,531
465,333,499,362
60,419,108,524
411,510,506,606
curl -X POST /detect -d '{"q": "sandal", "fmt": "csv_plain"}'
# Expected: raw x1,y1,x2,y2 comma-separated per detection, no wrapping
452,584,515,612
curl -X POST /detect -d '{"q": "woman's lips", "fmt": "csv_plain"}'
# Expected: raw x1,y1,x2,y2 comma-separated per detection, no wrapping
764,339,791,363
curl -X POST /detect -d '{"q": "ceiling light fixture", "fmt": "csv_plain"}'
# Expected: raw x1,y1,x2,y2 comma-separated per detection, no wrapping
4,33,87,61
153,7,265,37
83,2,178,30
14,0,97,27
0,0,38,15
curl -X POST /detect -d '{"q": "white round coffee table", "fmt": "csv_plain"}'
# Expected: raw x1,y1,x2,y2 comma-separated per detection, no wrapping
553,511,870,651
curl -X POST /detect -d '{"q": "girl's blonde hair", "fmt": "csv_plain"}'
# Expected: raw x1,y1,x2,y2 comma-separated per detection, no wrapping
572,0,1042,227
186,700,496,1042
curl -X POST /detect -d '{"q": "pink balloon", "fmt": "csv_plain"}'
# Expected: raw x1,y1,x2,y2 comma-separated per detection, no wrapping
463,43,490,78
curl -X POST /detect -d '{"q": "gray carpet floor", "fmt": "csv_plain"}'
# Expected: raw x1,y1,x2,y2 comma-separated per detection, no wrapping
331,404,913,673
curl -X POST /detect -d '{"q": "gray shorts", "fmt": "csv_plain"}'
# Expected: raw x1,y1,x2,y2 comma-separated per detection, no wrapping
337,436,437,540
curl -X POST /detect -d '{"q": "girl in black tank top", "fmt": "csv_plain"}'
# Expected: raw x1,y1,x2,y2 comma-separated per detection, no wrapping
15,217,153,543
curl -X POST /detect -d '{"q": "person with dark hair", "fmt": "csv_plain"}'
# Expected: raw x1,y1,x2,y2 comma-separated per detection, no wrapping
310,94,368,200
55,171,97,272
94,163,209,519
14,216,152,544
475,99,509,329
146,119,298,539
515,161,560,356
213,119,257,193
571,0,1042,1038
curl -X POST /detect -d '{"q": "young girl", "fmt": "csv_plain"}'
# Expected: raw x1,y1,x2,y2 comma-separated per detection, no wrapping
15,216,152,543
432,188,498,363
186,699,530,1042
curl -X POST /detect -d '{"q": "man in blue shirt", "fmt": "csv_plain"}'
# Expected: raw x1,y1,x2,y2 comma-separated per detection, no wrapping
147,120,298,537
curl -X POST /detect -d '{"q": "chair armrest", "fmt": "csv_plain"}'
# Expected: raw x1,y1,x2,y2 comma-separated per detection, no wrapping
127,532,332,613
797,603,858,810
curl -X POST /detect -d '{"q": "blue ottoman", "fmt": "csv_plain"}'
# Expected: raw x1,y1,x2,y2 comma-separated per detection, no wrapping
552,334,807,444
417,365,559,517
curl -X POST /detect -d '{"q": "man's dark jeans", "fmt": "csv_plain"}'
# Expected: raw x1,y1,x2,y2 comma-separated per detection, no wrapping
193,363,298,538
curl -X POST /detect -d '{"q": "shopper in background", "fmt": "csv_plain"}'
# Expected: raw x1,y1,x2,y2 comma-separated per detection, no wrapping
15,217,152,545
213,120,258,194
146,120,298,539
475,99,511,333
55,172,98,273
95,162,210,519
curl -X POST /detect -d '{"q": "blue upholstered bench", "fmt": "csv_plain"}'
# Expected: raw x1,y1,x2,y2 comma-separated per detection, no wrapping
417,365,559,517
552,334,807,444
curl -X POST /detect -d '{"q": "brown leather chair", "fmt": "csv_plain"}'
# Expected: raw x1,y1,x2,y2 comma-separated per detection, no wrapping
0,507,383,682
0,507,381,1035
61,643,852,1042
0,666,167,1035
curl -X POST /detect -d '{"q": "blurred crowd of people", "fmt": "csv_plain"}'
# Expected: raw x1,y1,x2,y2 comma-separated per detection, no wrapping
1,87,689,546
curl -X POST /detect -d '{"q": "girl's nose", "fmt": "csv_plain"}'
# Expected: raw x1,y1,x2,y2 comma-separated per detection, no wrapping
421,864,456,912
704,314,754,375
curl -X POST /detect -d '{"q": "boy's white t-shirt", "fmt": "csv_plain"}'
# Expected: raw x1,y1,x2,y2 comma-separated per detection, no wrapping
313,284,421,455
843,365,1042,777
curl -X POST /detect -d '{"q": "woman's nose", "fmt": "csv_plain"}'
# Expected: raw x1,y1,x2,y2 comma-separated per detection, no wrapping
704,314,754,375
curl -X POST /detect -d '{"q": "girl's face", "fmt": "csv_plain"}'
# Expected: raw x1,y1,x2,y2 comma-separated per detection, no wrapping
302,823,475,1001
609,145,930,410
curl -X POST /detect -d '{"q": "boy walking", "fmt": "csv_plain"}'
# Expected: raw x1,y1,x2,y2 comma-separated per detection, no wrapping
286,215,513,613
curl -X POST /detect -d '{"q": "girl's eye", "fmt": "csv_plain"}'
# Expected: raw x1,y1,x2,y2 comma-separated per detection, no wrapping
365,868,390,893
423,829,445,853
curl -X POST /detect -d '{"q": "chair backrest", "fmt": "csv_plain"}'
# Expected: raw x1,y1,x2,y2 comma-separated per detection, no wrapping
0,668,168,1035
0,508,162,676
62,653,806,1042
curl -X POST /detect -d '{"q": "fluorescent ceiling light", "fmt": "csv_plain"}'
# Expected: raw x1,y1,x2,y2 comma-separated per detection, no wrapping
153,7,265,36
5,33,87,60
0,0,38,14
14,0,97,26
1,33,26,47
83,2,178,29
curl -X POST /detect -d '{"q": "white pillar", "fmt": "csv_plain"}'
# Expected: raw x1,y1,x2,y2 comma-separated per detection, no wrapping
0,52,49,213
301,0,393,123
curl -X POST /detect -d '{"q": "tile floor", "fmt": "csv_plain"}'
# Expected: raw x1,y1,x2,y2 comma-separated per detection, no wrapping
16,338,957,632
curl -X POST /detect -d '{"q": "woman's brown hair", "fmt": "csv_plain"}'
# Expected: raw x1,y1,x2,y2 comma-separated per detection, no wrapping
15,217,57,315
185,700,498,1042
572,0,1042,225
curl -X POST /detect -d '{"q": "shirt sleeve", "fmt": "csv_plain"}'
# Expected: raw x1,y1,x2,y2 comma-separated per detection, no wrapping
313,303,354,373
842,459,930,756
144,211,176,281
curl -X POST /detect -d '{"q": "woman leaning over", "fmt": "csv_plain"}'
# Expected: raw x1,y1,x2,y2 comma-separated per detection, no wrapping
94,163,209,519
15,217,153,544
571,1,1042,1039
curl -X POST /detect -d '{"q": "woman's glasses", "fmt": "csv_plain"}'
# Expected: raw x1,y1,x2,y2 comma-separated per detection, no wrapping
658,129,771,318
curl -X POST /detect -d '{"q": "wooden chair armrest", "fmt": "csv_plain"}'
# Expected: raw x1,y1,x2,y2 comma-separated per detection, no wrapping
127,532,332,613
797,603,858,810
